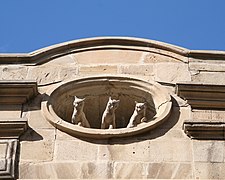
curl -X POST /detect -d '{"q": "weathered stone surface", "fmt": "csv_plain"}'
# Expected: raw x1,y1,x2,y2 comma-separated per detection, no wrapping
45,54,76,66
192,109,212,120
24,109,54,129
113,162,147,179
0,65,28,80
59,66,78,81
20,161,112,179
101,141,151,162
194,162,225,179
155,62,191,83
20,128,55,141
149,140,192,162
20,140,54,161
54,140,98,161
73,49,148,64
190,61,225,72
78,65,117,75
144,50,187,63
118,64,154,76
192,71,225,84
193,140,224,162
147,163,193,179
27,66,60,85
212,110,225,121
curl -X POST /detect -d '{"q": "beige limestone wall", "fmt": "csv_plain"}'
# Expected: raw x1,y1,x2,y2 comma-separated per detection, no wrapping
0,38,225,179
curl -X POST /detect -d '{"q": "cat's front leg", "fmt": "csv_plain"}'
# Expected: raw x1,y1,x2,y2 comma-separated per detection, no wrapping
141,117,147,123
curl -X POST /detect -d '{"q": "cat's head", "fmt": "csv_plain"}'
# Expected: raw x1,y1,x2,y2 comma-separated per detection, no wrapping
73,96,85,109
135,101,146,113
107,97,120,110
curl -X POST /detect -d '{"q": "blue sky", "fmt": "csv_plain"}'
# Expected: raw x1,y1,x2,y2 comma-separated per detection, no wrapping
1,0,225,53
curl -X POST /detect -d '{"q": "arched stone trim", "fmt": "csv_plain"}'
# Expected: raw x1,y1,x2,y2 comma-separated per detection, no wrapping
42,75,172,139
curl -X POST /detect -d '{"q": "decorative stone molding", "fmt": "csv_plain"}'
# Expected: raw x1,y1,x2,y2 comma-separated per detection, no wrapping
0,81,38,105
0,140,18,179
183,120,225,140
43,75,172,139
176,82,225,109
0,118,28,139
0,117,28,179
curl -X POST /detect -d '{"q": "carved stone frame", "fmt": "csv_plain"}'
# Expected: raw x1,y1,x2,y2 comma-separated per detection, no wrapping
43,75,172,139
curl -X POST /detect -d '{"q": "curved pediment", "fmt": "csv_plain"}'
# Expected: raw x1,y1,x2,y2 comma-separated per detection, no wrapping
0,37,190,65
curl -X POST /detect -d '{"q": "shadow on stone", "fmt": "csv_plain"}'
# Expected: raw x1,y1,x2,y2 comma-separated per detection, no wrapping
19,127,43,141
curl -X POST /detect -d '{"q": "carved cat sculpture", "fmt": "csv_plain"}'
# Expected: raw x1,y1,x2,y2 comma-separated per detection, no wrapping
71,96,90,128
101,97,120,129
127,101,147,128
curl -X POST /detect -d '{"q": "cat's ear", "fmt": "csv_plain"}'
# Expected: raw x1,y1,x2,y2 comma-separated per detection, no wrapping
135,101,138,104
109,96,112,100
117,100,120,103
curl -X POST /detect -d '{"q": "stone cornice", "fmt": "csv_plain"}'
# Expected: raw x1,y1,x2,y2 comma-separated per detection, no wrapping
183,120,225,140
0,80,38,105
0,118,28,139
0,37,225,65
176,82,225,109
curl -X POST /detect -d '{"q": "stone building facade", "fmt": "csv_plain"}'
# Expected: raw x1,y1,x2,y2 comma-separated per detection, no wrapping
0,37,225,179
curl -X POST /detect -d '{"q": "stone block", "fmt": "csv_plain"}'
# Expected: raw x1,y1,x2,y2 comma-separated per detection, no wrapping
113,162,147,179
20,128,55,141
25,109,54,129
19,161,112,179
59,66,78,81
106,141,151,162
163,106,191,130
149,140,192,162
118,64,154,76
0,143,7,158
0,65,28,80
78,65,117,75
194,162,225,179
193,140,224,163
54,140,98,161
192,109,212,120
147,163,193,179
55,129,78,140
20,140,54,161
80,161,112,179
19,162,57,179
190,61,225,72
73,49,147,64
212,110,225,121
192,72,225,84
45,54,76,66
27,65,60,85
0,105,21,118
155,62,191,83
144,50,187,63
